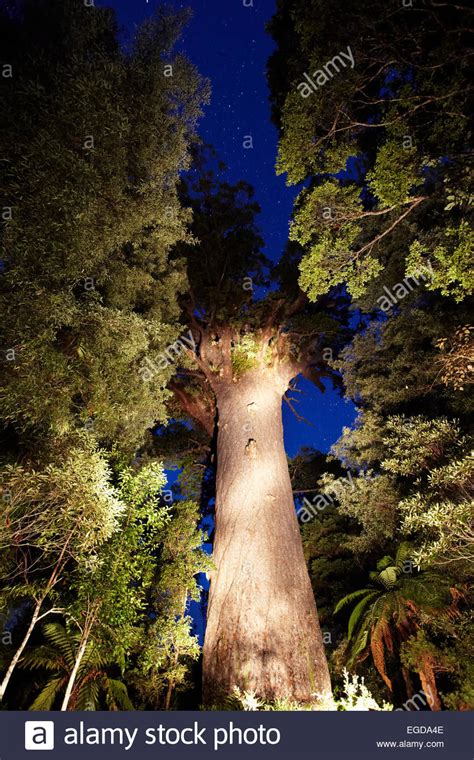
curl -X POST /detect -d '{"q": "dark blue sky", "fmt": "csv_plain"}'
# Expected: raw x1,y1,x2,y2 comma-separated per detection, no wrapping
99,0,355,455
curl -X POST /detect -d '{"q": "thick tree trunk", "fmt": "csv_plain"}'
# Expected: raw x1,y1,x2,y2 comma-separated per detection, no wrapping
203,369,331,705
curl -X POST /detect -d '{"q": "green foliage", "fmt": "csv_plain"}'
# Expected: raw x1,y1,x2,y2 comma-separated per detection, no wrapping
0,443,207,709
230,335,271,375
381,417,473,576
332,304,473,416
0,1,211,711
21,622,133,711
401,623,474,711
127,496,210,709
335,547,454,691
70,462,171,648
320,305,472,707
406,223,474,302
268,0,473,300
367,141,419,207
175,150,268,322
1,438,124,561
0,0,208,453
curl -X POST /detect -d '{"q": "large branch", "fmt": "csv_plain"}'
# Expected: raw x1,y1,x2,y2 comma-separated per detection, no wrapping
284,289,308,319
168,380,215,437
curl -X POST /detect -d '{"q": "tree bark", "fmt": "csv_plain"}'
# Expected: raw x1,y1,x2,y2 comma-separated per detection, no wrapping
202,368,331,705
61,625,92,711
0,594,46,702
0,542,68,702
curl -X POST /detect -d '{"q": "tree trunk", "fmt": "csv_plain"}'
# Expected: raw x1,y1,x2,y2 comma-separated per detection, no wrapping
0,543,68,702
202,369,331,705
0,594,45,701
61,630,90,711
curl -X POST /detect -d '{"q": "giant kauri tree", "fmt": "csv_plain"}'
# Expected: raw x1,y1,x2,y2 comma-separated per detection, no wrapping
158,157,351,704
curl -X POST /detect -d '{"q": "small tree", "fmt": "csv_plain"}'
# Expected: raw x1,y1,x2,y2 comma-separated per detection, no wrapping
0,439,124,701
58,463,208,711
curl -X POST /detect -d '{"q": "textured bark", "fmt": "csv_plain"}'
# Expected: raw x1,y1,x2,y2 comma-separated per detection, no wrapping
61,635,89,711
202,368,331,704
418,659,442,712
0,594,45,702
61,609,96,711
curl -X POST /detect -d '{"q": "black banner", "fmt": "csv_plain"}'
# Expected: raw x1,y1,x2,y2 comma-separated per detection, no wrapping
1,710,471,759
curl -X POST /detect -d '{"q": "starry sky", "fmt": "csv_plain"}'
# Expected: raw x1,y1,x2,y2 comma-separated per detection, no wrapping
99,0,356,456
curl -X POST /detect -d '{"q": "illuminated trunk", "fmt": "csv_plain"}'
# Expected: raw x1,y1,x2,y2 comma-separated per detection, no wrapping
202,369,331,705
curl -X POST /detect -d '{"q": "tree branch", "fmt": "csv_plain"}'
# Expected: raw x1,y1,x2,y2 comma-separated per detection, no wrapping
168,380,215,436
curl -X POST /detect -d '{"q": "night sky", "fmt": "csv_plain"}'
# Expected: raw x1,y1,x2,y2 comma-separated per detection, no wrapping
99,0,356,455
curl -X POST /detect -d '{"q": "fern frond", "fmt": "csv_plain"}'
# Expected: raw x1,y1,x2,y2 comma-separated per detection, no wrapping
43,623,78,668
222,688,244,711
373,592,399,627
77,643,107,675
334,589,375,614
394,542,413,570
370,621,392,691
347,591,380,640
347,627,369,667
104,678,134,711
20,646,63,672
29,677,65,711
76,679,100,711
376,555,394,572
378,566,399,590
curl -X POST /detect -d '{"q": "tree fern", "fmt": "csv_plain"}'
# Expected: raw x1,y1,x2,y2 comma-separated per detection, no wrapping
75,680,100,711
104,678,134,711
335,545,456,696
21,623,132,710
42,622,78,669
21,645,64,672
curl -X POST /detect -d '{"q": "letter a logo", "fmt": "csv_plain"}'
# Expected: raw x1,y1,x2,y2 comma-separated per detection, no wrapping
25,721,55,750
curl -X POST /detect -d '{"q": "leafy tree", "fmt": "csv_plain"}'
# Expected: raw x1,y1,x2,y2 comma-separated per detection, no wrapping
1,455,208,710
57,463,208,711
268,0,473,301
328,413,473,577
0,438,124,702
154,153,355,705
56,462,168,710
0,0,209,711
123,496,209,710
401,625,474,712
313,309,473,708
0,0,208,454
382,416,473,577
